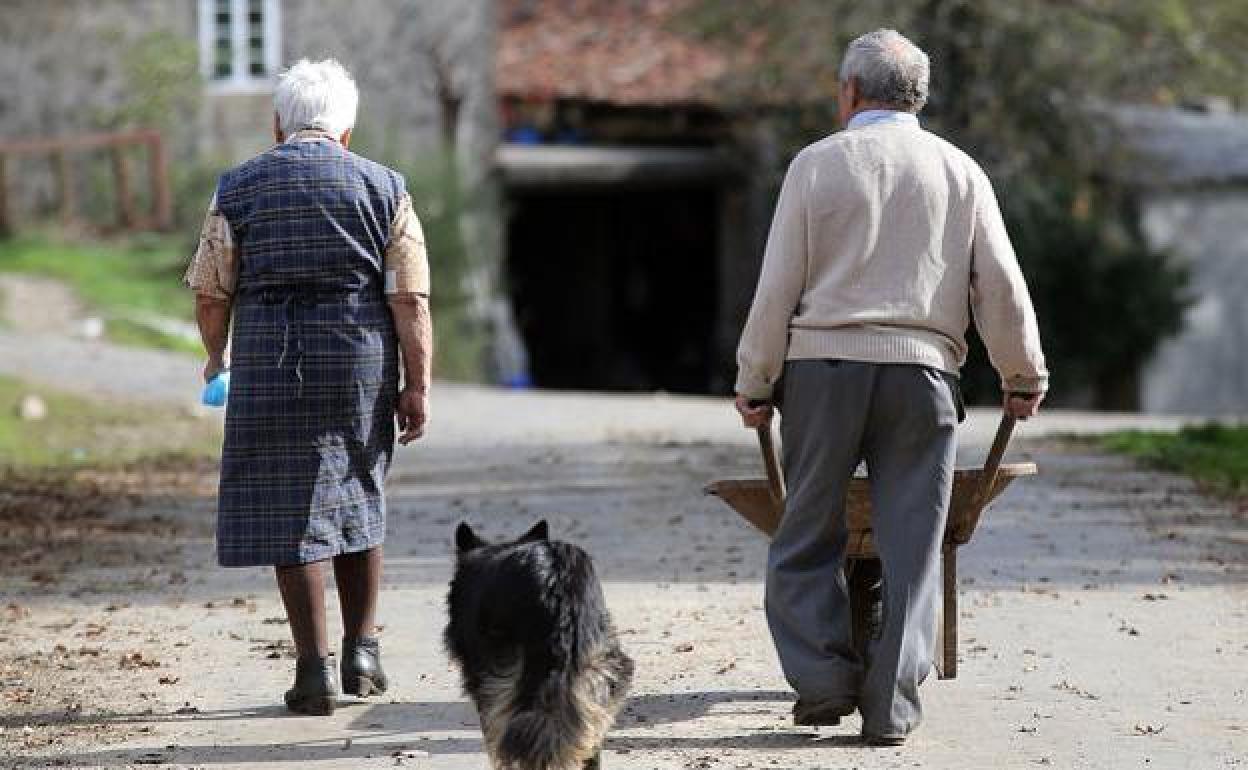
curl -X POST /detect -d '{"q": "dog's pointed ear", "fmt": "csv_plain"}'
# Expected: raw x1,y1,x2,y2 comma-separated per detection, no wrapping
456,522,485,553
520,519,549,543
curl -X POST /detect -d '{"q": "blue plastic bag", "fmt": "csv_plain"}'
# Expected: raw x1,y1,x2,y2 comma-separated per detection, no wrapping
201,370,230,407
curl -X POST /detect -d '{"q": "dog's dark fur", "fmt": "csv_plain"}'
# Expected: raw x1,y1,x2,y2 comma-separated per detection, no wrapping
445,521,634,770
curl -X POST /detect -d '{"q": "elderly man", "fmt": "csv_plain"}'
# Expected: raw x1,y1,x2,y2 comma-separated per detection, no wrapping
185,59,432,715
735,29,1047,745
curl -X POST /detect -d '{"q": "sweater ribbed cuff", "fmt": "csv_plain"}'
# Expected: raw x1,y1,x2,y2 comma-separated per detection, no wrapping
786,327,962,376
1003,374,1048,394
733,372,774,401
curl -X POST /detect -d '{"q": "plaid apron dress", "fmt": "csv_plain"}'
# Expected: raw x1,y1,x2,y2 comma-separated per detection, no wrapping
214,137,404,567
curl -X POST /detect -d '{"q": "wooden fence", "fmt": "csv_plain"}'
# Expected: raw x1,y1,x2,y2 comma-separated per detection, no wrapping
0,129,172,236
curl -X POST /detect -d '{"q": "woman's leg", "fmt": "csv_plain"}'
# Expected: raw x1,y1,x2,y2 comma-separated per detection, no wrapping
276,561,336,714
334,546,388,696
333,546,383,639
275,561,329,659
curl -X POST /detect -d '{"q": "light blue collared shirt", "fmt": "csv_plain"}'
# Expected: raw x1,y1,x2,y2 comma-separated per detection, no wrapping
847,109,921,130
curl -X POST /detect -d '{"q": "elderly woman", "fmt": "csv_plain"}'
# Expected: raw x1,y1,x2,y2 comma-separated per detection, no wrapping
184,59,432,716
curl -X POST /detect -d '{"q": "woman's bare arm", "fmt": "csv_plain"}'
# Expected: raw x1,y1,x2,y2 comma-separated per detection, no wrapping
388,294,432,444
195,295,232,382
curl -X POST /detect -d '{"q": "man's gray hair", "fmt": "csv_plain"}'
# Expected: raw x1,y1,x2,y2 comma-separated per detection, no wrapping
839,29,930,112
274,58,359,137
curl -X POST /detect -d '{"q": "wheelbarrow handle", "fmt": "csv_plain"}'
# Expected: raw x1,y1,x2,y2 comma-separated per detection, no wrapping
972,412,1017,515
756,424,786,504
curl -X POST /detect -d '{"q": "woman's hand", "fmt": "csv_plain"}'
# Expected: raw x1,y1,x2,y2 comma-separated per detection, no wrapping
203,354,227,383
396,386,428,444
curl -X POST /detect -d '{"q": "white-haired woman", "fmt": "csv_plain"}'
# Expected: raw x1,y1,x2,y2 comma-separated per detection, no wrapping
185,59,432,715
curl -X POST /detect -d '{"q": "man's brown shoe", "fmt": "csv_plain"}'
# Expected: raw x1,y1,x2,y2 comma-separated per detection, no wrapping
862,731,907,746
793,698,856,726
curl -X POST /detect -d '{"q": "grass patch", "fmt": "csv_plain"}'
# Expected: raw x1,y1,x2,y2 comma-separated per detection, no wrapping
1103,423,1248,495
0,233,202,354
0,233,193,321
0,375,220,469
105,317,203,355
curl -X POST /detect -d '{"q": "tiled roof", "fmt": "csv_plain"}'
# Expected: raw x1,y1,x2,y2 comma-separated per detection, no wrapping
498,0,730,106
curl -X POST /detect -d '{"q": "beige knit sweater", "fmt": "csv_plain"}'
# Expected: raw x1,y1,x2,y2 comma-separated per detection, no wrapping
735,121,1049,400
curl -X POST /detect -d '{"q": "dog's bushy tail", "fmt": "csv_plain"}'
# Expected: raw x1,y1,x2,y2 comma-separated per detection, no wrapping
496,645,631,770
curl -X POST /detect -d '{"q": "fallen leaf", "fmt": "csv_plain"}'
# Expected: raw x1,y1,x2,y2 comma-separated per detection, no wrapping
119,652,161,669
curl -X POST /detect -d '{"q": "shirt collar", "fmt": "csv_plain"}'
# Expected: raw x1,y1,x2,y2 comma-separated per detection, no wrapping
286,128,336,143
848,109,920,130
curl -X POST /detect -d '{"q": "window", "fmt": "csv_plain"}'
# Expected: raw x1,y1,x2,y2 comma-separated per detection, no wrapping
199,0,281,90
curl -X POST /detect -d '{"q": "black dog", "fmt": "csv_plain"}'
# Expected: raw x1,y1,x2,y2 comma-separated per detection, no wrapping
445,521,634,770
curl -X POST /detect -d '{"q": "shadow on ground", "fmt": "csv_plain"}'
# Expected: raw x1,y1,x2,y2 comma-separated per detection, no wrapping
7,690,874,767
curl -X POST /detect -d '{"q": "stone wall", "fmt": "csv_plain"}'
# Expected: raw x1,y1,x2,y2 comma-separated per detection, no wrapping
0,0,497,197
0,1,199,220
1140,190,1248,415
0,1,195,140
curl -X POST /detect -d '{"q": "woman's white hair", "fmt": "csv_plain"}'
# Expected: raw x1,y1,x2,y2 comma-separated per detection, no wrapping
274,58,359,137
839,29,930,112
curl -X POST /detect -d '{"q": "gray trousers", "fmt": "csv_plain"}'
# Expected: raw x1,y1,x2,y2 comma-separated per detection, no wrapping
765,360,958,736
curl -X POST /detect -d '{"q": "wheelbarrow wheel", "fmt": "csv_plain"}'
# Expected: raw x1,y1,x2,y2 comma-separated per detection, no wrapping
849,557,882,663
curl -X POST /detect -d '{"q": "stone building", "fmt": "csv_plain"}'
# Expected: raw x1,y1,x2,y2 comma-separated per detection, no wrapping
0,1,494,170
1,0,503,377
1115,105,1248,415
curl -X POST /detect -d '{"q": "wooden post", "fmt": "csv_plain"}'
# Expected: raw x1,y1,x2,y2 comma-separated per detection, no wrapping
111,144,136,229
147,132,172,230
0,154,11,238
54,150,76,226
940,543,957,679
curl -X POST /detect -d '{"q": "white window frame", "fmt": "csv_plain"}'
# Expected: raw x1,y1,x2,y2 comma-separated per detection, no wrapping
198,0,282,93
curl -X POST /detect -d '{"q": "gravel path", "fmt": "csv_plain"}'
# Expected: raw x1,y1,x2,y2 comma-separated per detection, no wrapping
2,396,1245,769
1,279,1244,769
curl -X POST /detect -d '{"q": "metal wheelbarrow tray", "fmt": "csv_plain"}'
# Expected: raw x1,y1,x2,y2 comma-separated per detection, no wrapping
705,414,1035,679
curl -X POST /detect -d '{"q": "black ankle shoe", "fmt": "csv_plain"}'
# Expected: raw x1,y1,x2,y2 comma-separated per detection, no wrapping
341,636,388,696
284,656,337,715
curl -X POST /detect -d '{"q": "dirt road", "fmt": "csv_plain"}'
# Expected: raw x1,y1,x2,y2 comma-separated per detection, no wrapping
2,378,1245,770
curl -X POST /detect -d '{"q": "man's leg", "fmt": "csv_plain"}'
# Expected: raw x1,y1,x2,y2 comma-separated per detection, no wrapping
858,365,958,740
766,360,874,708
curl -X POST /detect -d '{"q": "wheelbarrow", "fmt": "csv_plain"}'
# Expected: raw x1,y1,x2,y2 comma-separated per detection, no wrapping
705,414,1035,679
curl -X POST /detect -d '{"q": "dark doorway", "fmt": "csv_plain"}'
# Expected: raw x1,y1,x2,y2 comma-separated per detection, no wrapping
506,186,720,393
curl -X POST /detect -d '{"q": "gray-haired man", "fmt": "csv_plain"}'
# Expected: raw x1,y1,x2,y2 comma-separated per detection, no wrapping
734,29,1047,745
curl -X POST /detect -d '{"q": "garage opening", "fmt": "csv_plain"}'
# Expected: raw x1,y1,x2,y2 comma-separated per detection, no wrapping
507,183,719,393
500,144,732,393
